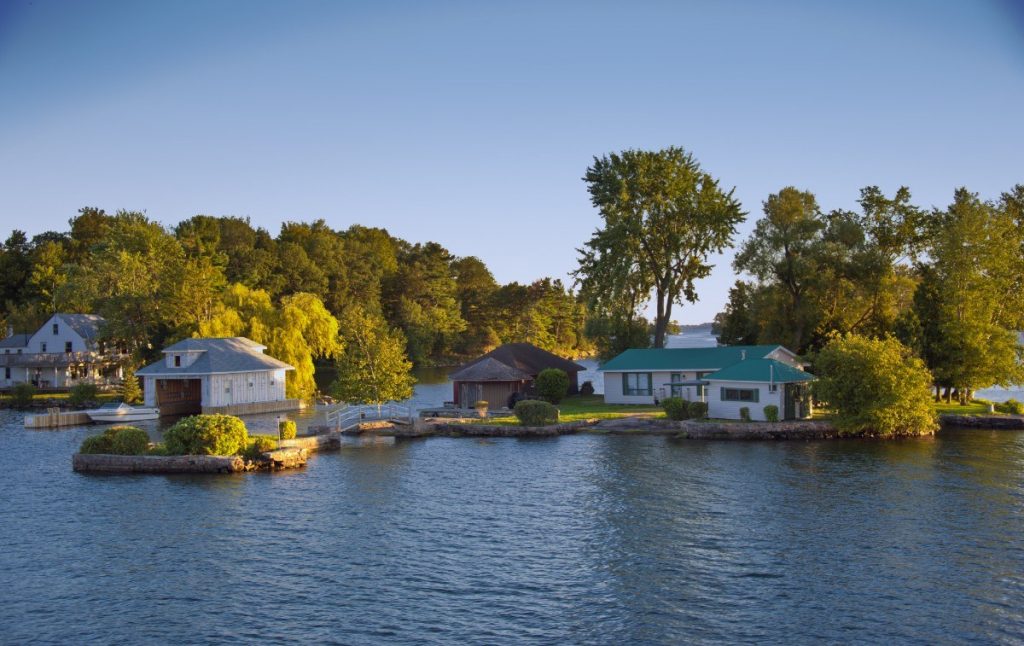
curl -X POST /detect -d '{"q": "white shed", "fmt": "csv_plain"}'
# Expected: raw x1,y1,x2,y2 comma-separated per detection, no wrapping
136,337,297,416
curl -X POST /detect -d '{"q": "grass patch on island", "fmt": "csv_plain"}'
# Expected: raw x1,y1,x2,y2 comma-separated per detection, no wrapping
465,394,665,426
931,400,997,415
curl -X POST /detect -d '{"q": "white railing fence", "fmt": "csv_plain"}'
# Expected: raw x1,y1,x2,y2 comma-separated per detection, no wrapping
324,401,413,431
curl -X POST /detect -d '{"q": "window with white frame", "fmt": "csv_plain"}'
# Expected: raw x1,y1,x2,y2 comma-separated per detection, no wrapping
721,387,759,403
622,372,653,396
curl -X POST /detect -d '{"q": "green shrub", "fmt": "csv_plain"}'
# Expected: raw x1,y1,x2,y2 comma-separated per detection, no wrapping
79,433,114,454
662,397,689,421
109,426,150,455
11,382,36,408
243,434,279,460
995,399,1024,415
739,407,751,422
278,420,297,439
79,425,151,455
579,381,595,396
535,368,570,404
763,405,779,422
514,399,559,426
688,401,708,419
68,383,99,406
814,333,938,437
163,414,249,456
147,443,169,456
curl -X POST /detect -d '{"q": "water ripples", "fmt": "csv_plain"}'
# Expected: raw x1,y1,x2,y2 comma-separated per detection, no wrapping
1,413,1023,644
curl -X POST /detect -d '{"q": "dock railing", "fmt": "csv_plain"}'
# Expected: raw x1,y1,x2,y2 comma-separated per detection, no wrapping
324,401,414,432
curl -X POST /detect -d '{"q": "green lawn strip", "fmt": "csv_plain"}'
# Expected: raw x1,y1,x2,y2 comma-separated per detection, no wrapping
460,394,665,426
1,392,119,404
931,400,1000,415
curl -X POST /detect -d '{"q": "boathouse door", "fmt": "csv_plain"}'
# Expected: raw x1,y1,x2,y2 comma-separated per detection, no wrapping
157,378,202,415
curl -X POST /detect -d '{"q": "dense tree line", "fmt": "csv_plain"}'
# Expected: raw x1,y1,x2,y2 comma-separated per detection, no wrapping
716,184,1024,401
0,209,594,394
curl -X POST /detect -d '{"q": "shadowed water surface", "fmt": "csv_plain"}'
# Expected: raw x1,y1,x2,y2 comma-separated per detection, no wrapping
1,410,1023,644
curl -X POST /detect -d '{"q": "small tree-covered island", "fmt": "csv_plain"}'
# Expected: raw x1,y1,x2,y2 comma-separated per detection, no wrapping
2,148,1023,446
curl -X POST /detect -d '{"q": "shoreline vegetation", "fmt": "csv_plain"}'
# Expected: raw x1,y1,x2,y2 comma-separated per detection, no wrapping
2,152,1022,433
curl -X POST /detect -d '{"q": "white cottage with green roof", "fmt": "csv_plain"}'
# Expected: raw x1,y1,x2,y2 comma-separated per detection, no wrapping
599,345,814,420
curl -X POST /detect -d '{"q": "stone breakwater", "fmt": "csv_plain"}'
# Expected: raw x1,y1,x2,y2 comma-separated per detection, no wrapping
939,414,1024,429
72,447,310,474
677,419,844,440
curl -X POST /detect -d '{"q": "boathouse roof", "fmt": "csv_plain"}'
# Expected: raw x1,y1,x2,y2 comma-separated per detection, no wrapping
136,337,293,376
450,343,584,382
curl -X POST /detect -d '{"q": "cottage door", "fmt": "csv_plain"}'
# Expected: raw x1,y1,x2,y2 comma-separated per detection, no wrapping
784,384,796,420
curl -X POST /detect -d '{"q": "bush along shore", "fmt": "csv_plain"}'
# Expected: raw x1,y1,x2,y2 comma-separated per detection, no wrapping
71,415,327,474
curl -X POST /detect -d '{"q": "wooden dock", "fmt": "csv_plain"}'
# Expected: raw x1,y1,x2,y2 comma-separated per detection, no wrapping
25,408,92,429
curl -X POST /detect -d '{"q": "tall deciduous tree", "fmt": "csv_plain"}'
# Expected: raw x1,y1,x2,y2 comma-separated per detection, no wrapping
332,306,415,405
734,187,823,351
575,147,744,348
909,189,1024,400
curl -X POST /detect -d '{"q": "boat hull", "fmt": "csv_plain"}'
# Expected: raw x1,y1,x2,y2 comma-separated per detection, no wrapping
87,408,160,423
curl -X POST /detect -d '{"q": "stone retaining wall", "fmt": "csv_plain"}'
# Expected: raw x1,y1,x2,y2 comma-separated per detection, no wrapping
940,414,1024,429
73,454,245,474
279,434,341,452
678,419,843,440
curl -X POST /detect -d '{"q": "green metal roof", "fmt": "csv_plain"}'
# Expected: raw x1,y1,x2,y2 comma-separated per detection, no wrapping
704,359,814,383
598,345,787,372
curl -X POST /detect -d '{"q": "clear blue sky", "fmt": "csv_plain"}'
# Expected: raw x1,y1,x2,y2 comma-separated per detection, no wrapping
1,0,1022,323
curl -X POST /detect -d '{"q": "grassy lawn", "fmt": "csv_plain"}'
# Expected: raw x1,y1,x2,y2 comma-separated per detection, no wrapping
462,394,665,425
931,400,996,415
1,392,119,405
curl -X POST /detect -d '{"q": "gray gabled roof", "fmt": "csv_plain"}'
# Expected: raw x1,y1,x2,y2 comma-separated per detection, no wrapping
450,343,585,381
55,313,105,340
136,337,293,376
0,333,30,349
449,357,533,382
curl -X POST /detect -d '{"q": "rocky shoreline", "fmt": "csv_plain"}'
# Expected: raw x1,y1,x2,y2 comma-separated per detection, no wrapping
72,447,310,474
939,414,1024,429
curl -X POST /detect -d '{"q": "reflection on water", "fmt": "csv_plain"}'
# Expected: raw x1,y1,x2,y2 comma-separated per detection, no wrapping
2,409,1023,644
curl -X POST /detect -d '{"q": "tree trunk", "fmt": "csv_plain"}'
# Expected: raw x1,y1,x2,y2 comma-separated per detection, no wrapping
653,290,668,348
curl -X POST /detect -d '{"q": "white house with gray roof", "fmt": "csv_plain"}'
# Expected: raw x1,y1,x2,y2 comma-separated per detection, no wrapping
136,337,297,415
1,313,125,389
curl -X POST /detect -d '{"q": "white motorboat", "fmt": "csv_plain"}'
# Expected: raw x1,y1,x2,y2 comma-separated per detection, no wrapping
86,402,160,423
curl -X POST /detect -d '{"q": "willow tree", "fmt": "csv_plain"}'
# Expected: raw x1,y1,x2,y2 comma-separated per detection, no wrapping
199,284,342,399
575,147,745,348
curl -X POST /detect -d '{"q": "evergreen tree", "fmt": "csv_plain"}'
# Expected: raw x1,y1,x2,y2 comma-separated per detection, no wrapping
120,365,143,404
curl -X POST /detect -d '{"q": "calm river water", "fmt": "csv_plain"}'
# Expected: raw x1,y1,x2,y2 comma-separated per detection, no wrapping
1,408,1023,644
